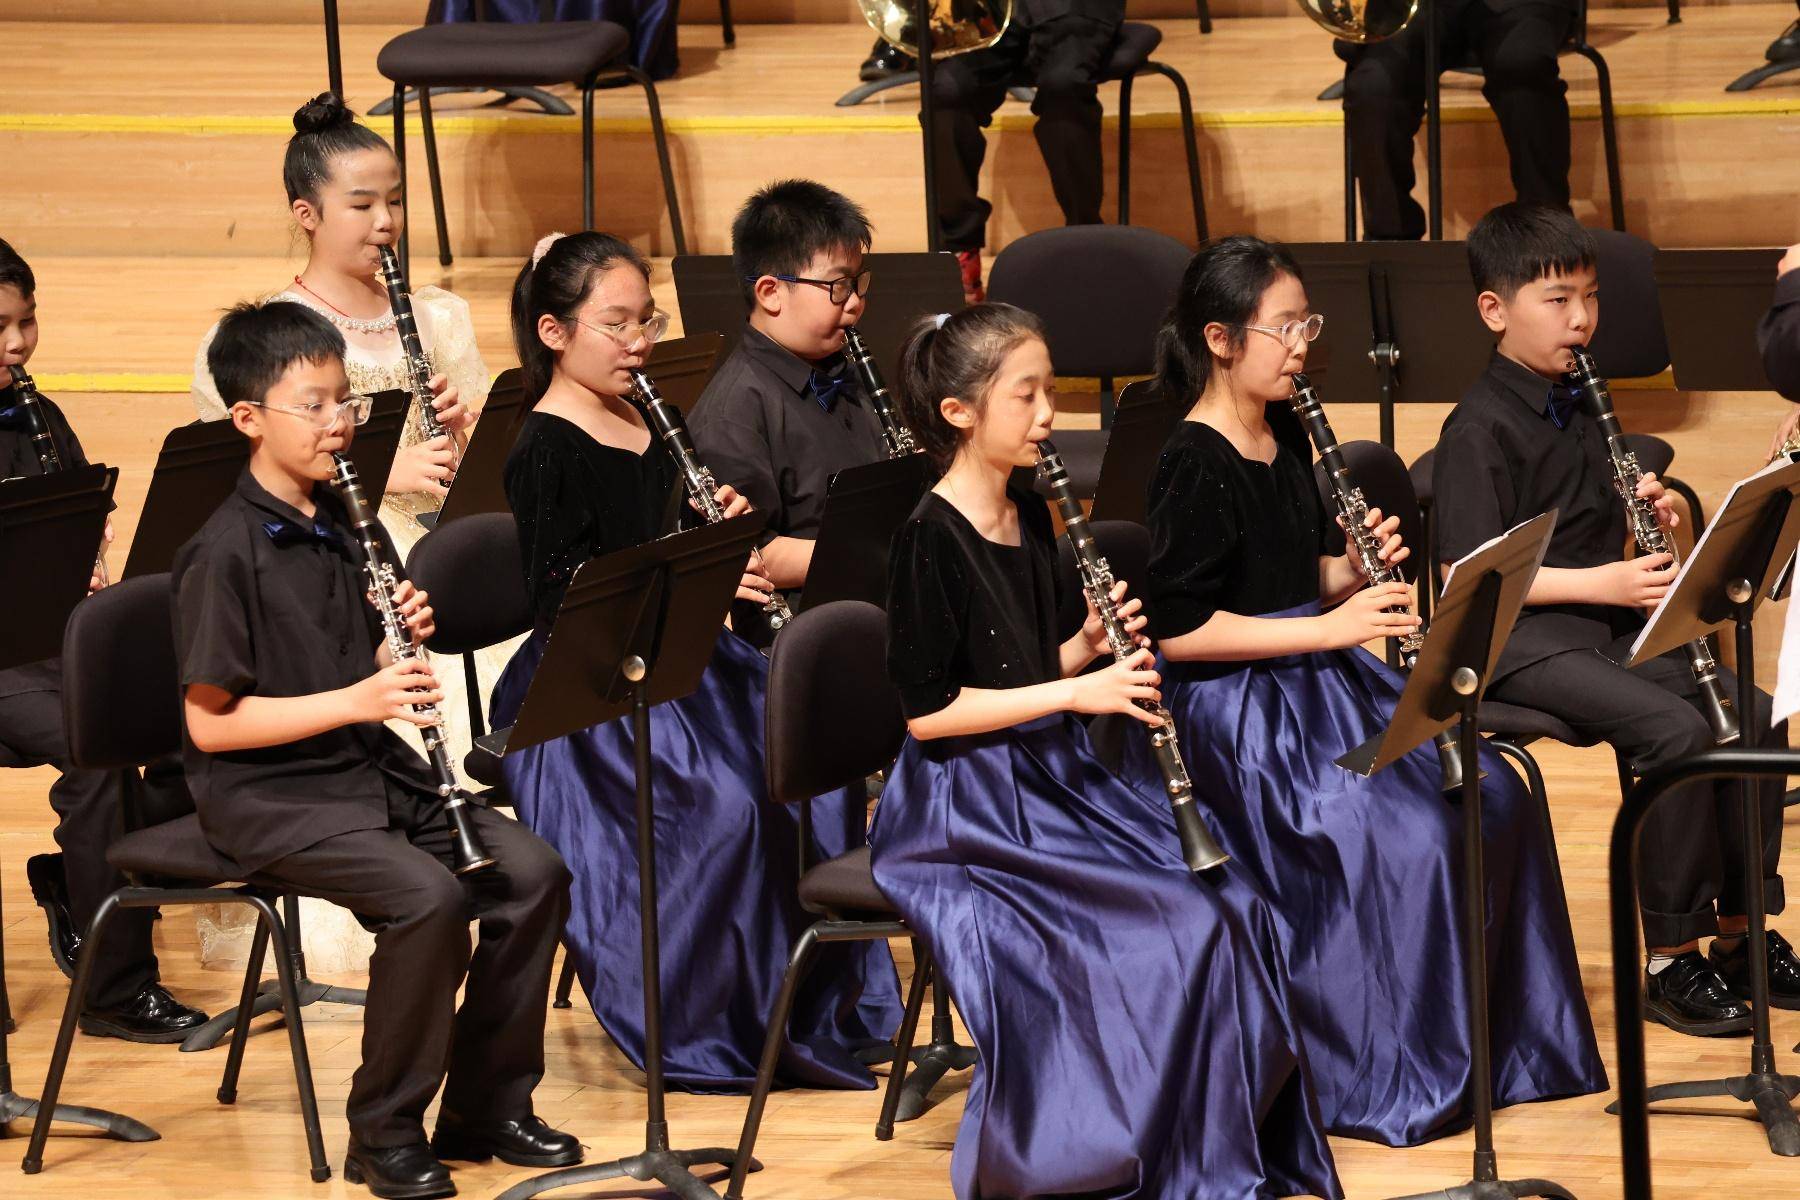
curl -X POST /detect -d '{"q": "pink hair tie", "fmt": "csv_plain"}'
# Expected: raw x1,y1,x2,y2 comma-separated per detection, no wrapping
530,232,568,268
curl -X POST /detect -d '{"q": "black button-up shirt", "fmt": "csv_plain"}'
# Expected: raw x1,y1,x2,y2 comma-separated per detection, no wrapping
686,325,888,549
0,383,94,700
1432,350,1640,681
1758,268,1800,402
172,469,438,873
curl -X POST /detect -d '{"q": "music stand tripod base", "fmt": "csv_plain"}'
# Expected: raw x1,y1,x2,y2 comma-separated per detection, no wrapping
1387,1181,1575,1200
495,1140,758,1200
4,1072,159,1152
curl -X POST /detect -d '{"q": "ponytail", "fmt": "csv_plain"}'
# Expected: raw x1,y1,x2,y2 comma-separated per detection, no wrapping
893,302,1046,473
509,231,651,401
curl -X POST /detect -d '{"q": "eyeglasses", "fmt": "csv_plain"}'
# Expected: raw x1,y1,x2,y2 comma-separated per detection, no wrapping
577,309,671,348
248,394,373,429
1235,313,1325,350
751,269,873,307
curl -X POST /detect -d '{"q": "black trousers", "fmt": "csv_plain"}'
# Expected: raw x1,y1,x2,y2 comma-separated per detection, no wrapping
1491,640,1784,949
1339,0,1573,240
929,15,1116,251
0,678,159,1009
250,792,570,1149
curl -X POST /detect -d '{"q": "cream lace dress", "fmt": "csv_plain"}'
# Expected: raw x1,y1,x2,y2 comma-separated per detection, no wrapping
189,285,523,973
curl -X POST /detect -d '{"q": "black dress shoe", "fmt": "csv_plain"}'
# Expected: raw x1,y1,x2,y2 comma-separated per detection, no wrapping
431,1114,583,1168
26,852,81,978
1645,950,1753,1036
860,38,915,82
77,982,209,1044
1709,929,1800,1010
344,1141,455,1200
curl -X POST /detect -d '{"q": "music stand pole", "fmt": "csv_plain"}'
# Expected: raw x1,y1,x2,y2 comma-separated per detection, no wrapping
918,0,941,252
322,0,343,100
1425,0,1443,240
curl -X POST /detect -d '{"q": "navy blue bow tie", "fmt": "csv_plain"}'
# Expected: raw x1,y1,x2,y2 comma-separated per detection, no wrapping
1545,383,1582,431
0,404,34,433
808,362,850,413
262,518,347,553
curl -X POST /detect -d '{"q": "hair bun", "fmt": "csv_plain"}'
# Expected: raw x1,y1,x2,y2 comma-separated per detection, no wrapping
293,92,356,136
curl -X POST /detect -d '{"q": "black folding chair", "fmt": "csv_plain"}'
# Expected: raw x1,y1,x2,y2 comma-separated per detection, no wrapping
1103,23,1209,246
724,600,961,1199
21,575,330,1183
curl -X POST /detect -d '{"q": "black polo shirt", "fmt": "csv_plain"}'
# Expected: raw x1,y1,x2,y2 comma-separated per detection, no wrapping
0,382,93,700
1432,349,1641,681
1758,268,1800,403
171,468,439,873
686,325,888,549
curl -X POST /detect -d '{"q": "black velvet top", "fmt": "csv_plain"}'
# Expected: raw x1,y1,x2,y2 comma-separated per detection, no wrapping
503,408,681,633
1144,404,1339,641
885,485,1063,720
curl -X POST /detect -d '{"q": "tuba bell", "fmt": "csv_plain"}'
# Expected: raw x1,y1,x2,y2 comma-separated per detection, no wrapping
857,0,1012,59
1297,0,1419,42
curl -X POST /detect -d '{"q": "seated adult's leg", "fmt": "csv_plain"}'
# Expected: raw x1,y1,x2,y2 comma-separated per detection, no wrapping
928,29,1025,250
1474,0,1573,211
1338,29,1430,240
1025,14,1113,227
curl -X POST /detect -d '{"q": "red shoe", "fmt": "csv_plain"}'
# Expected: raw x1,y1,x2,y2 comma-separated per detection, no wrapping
957,249,985,305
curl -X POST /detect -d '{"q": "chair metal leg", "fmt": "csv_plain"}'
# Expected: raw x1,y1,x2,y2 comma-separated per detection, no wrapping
723,926,825,1200
392,85,410,285
626,67,689,256
1149,63,1207,243
1575,44,1625,231
1490,738,1562,881
1117,73,1134,227
553,945,577,1010
876,942,934,1141
1195,0,1213,34
253,894,330,1183
217,909,273,1105
720,0,737,47
418,88,453,268
1343,109,1357,241
581,82,596,233
894,957,977,1123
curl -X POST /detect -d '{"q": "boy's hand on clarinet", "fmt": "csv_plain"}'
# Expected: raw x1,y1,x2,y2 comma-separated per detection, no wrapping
389,437,455,499
1769,409,1800,461
390,580,436,645
1082,580,1149,659
1321,581,1418,649
1599,553,1674,609
1636,472,1678,531
736,565,776,607
1069,646,1163,724
1338,508,1409,575
349,657,442,726
713,482,753,520
426,373,474,434
88,519,114,594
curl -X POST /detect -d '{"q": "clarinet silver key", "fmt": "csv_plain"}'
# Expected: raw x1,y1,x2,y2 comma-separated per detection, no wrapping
376,246,463,490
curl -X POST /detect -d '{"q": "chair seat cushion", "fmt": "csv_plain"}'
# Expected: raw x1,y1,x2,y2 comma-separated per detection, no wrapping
1479,700,1591,747
1101,22,1163,80
378,22,631,87
797,846,896,918
108,814,244,884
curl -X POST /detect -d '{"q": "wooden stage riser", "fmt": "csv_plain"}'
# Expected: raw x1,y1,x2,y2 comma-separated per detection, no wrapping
16,110,1788,259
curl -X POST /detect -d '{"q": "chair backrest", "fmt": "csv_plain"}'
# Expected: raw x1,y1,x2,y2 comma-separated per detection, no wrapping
1587,227,1669,380
1313,440,1425,585
1054,520,1152,641
986,226,1192,379
405,513,534,654
62,574,182,770
764,600,906,805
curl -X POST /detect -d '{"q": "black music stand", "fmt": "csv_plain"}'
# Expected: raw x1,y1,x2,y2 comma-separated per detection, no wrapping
1341,512,1574,1200
0,466,154,1145
1616,456,1800,1155
671,252,964,381
1287,241,1493,447
493,515,768,1200
799,455,931,610
1654,248,1785,394
1088,379,1184,525
1726,11,1800,92
122,391,406,579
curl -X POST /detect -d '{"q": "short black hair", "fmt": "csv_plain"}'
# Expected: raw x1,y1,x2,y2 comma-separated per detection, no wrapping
0,236,36,298
207,300,347,409
730,179,872,304
1467,203,1596,300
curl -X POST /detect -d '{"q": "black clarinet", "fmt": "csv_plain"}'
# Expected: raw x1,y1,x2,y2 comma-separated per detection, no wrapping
7,365,62,473
842,327,918,458
1568,346,1739,745
1289,373,1465,792
631,368,794,632
375,245,461,485
331,452,496,875
1038,439,1229,873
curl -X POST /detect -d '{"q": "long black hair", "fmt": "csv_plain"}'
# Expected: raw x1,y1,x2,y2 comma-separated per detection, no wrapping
893,303,1046,473
509,232,653,400
284,92,392,208
1154,235,1304,402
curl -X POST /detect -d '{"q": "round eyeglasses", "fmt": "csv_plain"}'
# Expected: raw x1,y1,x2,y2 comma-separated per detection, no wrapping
578,309,672,348
1236,313,1325,350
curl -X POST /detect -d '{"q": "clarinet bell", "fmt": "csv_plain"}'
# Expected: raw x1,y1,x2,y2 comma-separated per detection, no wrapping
1173,800,1230,873
448,805,498,876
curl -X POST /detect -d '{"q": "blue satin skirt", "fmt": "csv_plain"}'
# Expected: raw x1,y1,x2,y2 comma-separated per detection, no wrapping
1130,604,1607,1146
871,713,1343,1200
491,627,902,1093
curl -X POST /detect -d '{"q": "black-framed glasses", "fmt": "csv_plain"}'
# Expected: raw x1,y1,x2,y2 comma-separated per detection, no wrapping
748,268,873,307
248,394,373,429
1235,313,1324,350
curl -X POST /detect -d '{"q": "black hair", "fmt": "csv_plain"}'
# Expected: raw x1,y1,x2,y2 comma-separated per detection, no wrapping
509,231,653,400
1466,203,1596,300
1154,235,1304,403
0,236,35,298
894,303,1047,473
284,92,393,207
730,179,873,305
208,299,347,409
